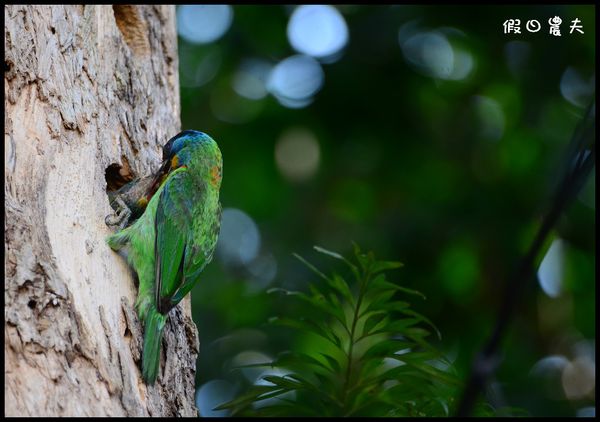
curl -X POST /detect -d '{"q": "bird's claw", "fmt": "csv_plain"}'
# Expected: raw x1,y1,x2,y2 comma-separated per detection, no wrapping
105,213,118,227
105,195,132,230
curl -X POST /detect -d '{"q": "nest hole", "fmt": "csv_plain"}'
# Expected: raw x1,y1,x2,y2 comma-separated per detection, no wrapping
105,158,135,192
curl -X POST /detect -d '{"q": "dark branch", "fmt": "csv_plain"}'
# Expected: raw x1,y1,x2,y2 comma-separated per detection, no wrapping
456,102,595,416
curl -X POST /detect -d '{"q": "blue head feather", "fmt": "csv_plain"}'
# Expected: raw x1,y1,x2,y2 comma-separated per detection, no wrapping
162,130,212,161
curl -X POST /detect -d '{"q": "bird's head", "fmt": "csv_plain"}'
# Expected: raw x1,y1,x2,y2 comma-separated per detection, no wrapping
162,130,223,189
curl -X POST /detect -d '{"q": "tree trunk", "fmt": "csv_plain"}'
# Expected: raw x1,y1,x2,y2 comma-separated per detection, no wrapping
4,5,199,416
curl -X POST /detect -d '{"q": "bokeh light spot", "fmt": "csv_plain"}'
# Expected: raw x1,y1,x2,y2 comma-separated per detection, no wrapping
275,128,320,182
530,355,569,377
287,5,349,60
177,5,233,45
560,67,595,108
473,96,505,141
562,356,595,400
254,368,297,408
537,238,565,298
216,208,261,267
576,407,596,417
267,55,324,108
196,379,236,417
449,49,474,80
179,44,222,88
232,59,272,100
399,25,474,81
401,31,453,79
231,350,273,382
247,252,278,289
529,354,572,400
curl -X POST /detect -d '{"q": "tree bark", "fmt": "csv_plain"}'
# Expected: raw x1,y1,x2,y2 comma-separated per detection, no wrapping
4,5,199,416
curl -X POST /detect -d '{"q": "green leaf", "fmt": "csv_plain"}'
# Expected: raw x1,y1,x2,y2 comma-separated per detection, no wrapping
370,275,426,299
403,327,434,348
381,300,411,313
313,245,345,261
399,309,441,340
359,292,397,319
293,253,331,282
313,370,338,397
327,273,355,306
262,375,305,390
314,245,361,280
283,373,321,390
326,291,348,327
389,356,462,386
352,243,372,273
268,316,345,354
319,352,342,373
356,254,371,273
361,338,415,361
394,286,427,300
359,318,421,340
268,287,347,329
214,385,286,411
307,283,345,320
267,355,338,400
361,311,388,336
270,352,334,376
371,259,404,274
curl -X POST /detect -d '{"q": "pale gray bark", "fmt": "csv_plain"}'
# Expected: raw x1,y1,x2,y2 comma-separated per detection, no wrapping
4,5,199,416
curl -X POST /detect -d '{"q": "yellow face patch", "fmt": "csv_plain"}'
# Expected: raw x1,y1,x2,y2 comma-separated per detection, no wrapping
137,196,149,208
171,155,179,169
210,165,221,187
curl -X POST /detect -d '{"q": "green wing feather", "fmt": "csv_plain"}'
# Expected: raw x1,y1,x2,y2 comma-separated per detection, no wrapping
154,168,206,313
170,202,221,304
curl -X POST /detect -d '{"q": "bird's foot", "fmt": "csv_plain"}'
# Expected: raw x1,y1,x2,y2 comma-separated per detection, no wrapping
105,195,132,230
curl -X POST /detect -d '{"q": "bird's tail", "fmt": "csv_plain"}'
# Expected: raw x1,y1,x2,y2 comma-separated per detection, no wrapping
142,307,168,384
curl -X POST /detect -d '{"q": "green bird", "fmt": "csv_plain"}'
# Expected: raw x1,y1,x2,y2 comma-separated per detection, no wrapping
106,130,223,384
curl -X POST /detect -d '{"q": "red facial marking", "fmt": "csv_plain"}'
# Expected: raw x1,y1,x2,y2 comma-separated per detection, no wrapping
210,165,221,187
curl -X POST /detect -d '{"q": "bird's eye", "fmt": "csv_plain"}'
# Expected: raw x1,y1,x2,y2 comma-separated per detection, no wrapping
162,141,174,161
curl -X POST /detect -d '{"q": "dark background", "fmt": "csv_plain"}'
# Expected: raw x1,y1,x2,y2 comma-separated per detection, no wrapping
176,5,595,417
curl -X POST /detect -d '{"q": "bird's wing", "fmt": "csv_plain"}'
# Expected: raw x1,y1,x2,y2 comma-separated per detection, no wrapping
154,167,202,313
169,244,210,305
169,202,220,304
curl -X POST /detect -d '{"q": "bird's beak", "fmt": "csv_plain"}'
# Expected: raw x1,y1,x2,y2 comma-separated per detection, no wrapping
146,157,173,199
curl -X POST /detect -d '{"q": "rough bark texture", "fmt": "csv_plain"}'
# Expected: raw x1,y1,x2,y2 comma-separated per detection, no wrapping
4,5,199,416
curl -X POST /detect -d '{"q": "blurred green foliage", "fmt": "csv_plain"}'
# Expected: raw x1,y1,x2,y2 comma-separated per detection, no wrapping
217,245,464,416
178,5,595,417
